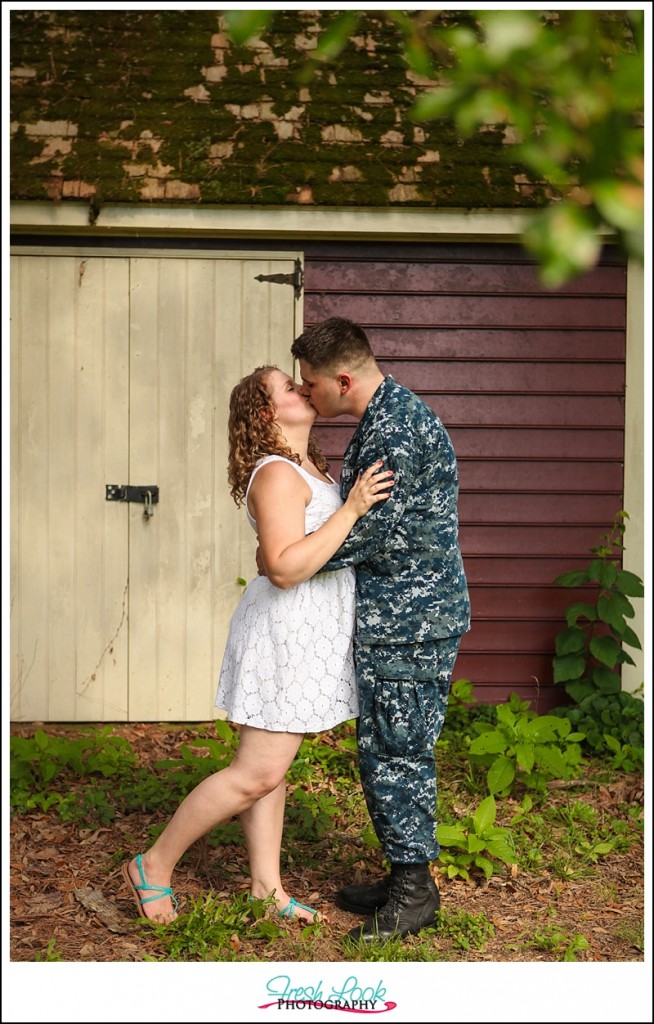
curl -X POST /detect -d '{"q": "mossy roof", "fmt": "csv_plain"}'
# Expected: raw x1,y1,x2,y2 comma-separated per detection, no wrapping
9,9,551,210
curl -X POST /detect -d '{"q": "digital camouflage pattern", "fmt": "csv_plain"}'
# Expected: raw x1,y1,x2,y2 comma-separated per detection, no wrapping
323,375,470,864
355,637,461,861
323,375,471,644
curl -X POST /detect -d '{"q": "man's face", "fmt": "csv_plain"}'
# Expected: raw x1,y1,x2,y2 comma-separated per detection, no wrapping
296,359,345,418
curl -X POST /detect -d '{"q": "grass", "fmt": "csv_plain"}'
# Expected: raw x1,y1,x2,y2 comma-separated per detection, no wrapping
9,703,645,964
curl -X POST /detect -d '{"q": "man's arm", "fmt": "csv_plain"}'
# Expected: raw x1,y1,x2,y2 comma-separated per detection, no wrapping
322,446,413,570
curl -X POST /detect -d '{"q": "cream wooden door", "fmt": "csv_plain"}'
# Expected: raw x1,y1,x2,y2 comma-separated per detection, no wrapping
10,250,301,722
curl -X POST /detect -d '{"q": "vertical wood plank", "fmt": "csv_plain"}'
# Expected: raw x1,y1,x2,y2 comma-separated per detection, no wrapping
185,259,218,719
45,259,78,720
75,257,130,721
128,258,161,720
11,257,49,720
153,258,189,720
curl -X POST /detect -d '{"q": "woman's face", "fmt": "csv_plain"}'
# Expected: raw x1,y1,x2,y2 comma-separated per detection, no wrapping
265,369,316,432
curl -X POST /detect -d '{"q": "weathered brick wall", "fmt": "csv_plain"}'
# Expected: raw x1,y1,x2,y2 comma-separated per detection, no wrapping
10,9,550,209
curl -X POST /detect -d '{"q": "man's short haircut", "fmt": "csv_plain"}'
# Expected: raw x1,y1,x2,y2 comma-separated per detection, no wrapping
291,317,375,372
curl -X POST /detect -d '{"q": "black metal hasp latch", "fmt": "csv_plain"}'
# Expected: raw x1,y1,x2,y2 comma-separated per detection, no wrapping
254,258,303,299
106,485,159,519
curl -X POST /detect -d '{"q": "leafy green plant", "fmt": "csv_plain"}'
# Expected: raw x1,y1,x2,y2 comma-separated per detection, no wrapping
552,512,643,704
34,938,65,962
154,719,239,800
10,727,136,817
552,689,644,768
437,794,516,880
285,787,340,843
145,890,325,962
436,907,496,952
466,692,586,795
602,735,644,773
10,727,135,786
287,729,360,786
530,924,590,961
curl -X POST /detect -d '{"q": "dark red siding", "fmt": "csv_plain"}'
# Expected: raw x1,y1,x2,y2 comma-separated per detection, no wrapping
302,242,627,713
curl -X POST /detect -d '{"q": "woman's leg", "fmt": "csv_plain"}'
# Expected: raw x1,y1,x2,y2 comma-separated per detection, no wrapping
125,726,304,922
240,782,322,924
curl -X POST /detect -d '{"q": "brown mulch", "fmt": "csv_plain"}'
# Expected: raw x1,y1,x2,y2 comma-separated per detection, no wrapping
9,722,645,964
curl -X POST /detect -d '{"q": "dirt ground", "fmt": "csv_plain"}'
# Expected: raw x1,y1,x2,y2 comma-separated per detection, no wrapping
9,722,645,964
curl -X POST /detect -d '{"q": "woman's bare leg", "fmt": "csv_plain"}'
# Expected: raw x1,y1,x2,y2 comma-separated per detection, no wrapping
240,782,322,924
125,726,304,922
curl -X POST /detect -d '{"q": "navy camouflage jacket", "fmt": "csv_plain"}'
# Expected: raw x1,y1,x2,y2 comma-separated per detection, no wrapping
323,376,471,645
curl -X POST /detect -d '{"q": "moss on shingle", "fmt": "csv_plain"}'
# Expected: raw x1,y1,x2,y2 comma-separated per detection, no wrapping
10,8,547,209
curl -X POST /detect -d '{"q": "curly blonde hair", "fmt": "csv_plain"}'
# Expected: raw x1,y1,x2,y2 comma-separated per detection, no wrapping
228,365,328,506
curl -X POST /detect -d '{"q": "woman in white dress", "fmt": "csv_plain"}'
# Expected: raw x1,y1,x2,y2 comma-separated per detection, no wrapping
123,365,393,924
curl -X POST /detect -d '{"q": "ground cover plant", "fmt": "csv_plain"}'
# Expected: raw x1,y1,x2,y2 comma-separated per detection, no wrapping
10,700,644,964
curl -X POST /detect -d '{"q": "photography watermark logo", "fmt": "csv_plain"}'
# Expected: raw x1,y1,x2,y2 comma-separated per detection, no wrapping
258,975,397,1013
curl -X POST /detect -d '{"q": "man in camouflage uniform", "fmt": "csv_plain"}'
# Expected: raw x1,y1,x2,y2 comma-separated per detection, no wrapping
292,317,470,943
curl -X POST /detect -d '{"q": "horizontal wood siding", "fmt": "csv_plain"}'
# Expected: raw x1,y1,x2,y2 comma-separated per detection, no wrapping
302,242,626,712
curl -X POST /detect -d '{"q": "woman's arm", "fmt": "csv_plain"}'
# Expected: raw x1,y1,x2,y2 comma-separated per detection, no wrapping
249,461,392,589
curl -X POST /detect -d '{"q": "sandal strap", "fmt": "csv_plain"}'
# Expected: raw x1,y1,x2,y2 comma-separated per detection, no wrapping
133,853,179,910
279,897,317,919
139,889,178,909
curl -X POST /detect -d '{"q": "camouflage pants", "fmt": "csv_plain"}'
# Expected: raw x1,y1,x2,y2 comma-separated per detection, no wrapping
354,637,461,864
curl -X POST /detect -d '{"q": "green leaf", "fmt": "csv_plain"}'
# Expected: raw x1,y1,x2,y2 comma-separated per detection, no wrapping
593,179,644,233
589,634,622,668
554,570,589,588
473,795,497,836
313,11,361,62
484,837,517,864
41,761,58,783
565,602,598,626
469,732,507,755
35,730,49,751
223,10,273,46
534,744,569,778
525,715,567,742
613,622,642,650
597,592,635,630
596,561,619,588
481,10,541,63
467,835,486,854
487,756,515,795
523,204,602,288
514,743,535,772
592,842,616,857
566,679,595,703
553,653,586,683
437,823,467,848
590,666,622,693
473,855,495,880
603,734,621,753
411,86,464,122
555,625,586,655
403,37,436,78
496,703,518,728
615,570,644,598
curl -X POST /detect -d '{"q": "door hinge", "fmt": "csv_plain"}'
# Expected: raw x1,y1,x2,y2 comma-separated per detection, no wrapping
254,258,303,299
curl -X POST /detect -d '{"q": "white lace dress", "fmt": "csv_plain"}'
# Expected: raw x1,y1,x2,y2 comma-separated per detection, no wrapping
215,455,359,732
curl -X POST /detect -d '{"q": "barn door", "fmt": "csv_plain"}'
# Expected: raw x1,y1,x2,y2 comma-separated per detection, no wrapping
10,250,301,722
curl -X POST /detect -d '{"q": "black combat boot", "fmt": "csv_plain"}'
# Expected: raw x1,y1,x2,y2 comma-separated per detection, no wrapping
345,863,440,942
335,874,392,915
